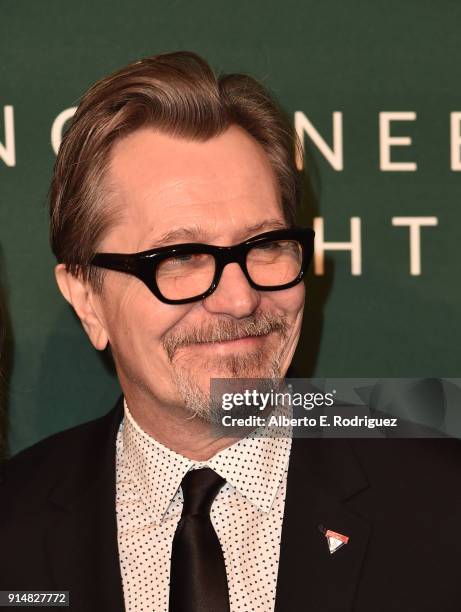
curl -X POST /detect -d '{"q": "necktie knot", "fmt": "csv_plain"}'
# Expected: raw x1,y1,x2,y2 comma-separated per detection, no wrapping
180,467,226,516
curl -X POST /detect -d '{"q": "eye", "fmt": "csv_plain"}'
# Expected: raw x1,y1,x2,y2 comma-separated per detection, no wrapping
156,253,215,281
155,252,216,300
253,242,282,252
162,253,208,267
169,254,194,264
261,243,279,249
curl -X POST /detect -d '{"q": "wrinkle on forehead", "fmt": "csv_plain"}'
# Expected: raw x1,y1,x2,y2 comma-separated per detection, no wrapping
103,125,283,252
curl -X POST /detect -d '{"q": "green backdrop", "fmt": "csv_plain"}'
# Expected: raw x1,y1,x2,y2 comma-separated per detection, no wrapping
1,0,459,455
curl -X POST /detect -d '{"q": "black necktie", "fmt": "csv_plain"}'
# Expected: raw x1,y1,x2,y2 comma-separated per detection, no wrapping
169,467,230,612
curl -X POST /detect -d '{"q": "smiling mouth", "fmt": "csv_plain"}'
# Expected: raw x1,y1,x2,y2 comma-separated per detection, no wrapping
193,333,270,347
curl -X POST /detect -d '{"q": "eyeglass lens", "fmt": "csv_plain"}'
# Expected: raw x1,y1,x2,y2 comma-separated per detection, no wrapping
155,239,303,301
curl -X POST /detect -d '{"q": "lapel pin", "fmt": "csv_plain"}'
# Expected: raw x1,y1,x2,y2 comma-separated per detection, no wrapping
318,524,349,554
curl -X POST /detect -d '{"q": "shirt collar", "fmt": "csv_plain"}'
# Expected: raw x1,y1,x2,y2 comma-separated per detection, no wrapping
120,398,292,524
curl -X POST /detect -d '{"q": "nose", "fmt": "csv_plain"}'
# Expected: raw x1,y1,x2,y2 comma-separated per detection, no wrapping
202,261,261,318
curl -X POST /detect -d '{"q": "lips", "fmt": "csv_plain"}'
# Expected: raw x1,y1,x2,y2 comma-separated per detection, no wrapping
190,334,269,351
201,335,252,344
197,332,268,344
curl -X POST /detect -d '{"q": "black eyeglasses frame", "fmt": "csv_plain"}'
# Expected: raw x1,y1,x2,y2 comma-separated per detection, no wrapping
90,226,315,305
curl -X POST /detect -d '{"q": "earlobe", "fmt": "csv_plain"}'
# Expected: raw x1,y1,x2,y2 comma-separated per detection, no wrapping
54,264,109,351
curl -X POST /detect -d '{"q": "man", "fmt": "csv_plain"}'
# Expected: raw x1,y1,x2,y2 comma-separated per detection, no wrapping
1,51,461,612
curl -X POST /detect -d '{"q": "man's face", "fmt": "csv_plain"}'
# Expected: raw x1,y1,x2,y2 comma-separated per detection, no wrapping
84,125,305,420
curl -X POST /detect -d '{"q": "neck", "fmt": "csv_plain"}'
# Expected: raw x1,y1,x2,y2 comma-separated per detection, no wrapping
122,387,241,461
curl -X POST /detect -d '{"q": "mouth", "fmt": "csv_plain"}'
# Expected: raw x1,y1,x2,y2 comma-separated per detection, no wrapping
193,333,270,351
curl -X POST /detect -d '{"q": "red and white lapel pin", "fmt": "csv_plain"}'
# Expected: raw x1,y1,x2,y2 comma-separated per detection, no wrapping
318,524,350,554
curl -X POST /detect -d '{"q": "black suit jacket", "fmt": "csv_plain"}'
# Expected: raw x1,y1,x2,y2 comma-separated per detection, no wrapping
1,396,461,611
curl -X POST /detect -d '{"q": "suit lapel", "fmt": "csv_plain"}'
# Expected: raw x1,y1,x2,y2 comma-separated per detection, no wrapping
275,437,372,612
44,398,125,612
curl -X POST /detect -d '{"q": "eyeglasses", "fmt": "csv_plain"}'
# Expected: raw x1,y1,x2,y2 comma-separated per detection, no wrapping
90,226,315,305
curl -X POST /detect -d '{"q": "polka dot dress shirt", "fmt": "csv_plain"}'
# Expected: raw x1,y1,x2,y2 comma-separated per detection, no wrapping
116,399,292,612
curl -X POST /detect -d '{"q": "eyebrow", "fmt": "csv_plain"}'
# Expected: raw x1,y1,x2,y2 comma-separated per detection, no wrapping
149,218,288,248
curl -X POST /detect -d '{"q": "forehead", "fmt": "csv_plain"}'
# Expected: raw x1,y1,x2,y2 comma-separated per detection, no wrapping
104,124,283,249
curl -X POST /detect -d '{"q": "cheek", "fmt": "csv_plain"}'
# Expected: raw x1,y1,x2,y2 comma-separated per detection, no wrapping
262,282,305,318
102,275,191,351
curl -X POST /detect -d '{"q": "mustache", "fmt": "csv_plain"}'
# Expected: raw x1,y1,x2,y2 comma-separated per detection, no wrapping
162,312,289,361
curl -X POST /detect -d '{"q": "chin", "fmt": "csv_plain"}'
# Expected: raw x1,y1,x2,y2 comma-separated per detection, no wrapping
202,355,280,382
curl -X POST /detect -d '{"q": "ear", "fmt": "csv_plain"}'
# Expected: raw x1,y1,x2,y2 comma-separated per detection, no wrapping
54,263,109,350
